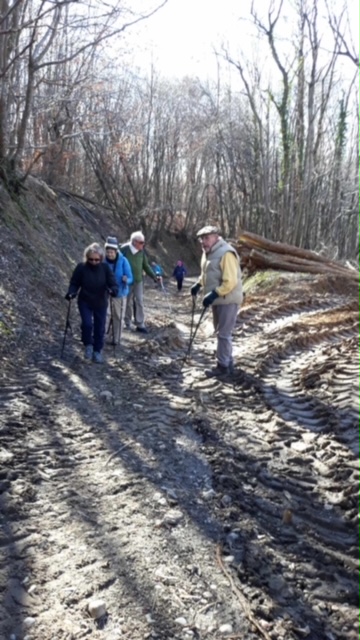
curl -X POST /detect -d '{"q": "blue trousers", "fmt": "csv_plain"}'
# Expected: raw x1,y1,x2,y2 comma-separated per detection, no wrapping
78,300,107,352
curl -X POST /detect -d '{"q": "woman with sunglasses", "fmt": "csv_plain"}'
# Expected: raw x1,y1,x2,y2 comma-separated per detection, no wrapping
65,243,118,363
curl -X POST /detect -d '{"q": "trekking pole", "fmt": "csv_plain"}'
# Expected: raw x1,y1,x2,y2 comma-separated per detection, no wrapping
118,297,125,347
175,303,207,383
184,306,207,362
110,296,116,358
60,299,72,359
106,315,113,335
189,295,196,347
160,279,172,314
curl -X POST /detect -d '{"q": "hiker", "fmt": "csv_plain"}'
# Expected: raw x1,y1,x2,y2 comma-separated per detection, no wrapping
172,260,187,291
151,261,164,277
104,236,133,345
65,243,118,363
121,231,160,334
191,225,243,378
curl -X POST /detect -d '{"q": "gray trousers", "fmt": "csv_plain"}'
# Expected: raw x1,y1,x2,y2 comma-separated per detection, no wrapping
106,297,125,344
125,282,145,328
212,304,239,367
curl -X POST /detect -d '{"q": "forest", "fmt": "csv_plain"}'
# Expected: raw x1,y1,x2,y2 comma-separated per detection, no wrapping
0,0,358,258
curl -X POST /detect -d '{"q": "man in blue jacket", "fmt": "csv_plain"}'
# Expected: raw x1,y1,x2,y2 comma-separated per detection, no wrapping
104,236,133,345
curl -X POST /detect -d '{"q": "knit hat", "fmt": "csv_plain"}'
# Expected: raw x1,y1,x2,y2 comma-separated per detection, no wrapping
105,236,119,250
196,225,219,237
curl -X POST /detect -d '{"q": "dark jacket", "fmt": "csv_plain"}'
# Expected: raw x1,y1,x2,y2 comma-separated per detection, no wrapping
67,262,118,308
173,264,187,280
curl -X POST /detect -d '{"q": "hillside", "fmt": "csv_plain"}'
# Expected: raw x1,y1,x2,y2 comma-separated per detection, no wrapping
0,179,359,640
0,179,199,373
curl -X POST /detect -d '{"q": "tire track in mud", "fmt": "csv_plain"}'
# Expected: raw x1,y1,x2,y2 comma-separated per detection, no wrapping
0,278,358,640
0,366,218,640
0,312,260,639
181,281,359,639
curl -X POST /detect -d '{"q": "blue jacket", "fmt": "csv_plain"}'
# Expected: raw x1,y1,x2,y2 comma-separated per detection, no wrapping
152,263,163,276
105,252,133,297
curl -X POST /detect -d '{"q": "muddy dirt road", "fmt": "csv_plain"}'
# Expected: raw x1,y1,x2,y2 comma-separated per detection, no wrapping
0,273,358,640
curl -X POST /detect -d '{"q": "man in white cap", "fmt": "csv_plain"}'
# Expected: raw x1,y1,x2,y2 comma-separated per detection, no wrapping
121,231,160,334
191,225,243,377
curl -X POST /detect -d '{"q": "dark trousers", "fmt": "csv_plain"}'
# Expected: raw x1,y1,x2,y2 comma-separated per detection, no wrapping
176,278,183,291
78,300,107,352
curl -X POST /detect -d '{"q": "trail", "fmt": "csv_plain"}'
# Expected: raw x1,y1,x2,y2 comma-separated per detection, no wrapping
0,274,358,640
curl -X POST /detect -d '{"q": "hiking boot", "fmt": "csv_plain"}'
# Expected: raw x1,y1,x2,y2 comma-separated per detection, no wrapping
205,363,229,378
92,351,103,364
136,326,148,334
124,324,131,331
84,345,93,360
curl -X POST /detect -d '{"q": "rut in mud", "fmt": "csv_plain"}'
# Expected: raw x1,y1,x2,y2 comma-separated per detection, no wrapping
0,272,358,640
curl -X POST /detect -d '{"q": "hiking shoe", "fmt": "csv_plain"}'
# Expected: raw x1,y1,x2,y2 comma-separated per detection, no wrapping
84,345,93,360
136,327,148,334
124,324,131,331
205,363,229,378
92,351,103,364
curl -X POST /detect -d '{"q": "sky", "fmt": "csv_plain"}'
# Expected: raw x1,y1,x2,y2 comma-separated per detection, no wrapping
121,0,359,81
123,0,250,78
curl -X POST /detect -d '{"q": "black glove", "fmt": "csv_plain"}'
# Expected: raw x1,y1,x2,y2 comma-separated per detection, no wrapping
191,282,201,297
203,290,219,308
65,292,76,301
109,289,117,297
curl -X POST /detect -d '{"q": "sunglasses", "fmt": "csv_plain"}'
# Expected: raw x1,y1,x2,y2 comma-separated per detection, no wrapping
88,258,101,263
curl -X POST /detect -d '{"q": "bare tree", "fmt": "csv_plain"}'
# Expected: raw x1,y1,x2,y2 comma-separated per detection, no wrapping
0,0,168,184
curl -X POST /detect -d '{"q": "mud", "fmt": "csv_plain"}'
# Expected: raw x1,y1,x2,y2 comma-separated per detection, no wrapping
0,273,358,640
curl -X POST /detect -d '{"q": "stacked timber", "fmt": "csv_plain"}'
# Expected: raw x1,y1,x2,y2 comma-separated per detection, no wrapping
237,231,359,281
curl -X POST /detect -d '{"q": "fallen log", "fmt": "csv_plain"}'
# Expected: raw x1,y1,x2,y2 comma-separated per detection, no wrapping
248,248,359,280
239,231,338,266
236,230,359,280
272,252,358,277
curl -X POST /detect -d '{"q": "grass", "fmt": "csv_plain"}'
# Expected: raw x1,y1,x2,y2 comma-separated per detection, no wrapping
243,269,286,294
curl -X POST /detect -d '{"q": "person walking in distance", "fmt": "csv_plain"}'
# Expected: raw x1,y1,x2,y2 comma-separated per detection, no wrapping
151,261,164,277
121,231,160,334
65,243,118,363
172,260,187,292
104,236,133,345
191,226,243,378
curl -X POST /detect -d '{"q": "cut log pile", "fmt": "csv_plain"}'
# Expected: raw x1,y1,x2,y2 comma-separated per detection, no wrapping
236,231,359,281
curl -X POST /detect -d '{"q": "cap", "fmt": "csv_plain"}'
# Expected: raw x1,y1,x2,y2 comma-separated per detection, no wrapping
105,236,119,250
196,225,219,237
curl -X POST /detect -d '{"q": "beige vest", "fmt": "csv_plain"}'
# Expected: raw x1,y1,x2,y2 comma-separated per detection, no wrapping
201,238,243,306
